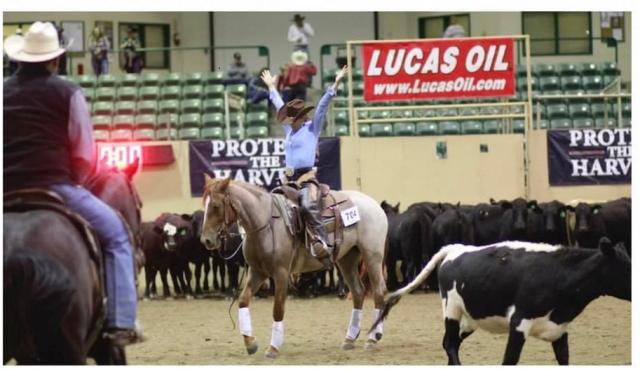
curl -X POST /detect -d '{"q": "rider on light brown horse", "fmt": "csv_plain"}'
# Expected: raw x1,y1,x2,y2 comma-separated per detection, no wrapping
261,65,348,269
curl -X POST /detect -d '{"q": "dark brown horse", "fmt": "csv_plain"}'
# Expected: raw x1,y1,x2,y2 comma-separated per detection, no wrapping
3,161,142,364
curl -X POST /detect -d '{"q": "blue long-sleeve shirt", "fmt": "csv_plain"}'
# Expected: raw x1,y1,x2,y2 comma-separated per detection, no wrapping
269,87,336,169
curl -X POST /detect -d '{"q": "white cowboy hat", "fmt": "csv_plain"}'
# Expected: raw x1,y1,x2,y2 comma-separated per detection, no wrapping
291,50,308,66
4,21,73,63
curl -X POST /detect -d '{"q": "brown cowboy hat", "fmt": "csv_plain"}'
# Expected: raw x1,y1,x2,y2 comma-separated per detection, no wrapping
277,99,314,125
292,14,305,22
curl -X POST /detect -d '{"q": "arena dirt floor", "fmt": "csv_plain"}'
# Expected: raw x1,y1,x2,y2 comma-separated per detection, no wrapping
128,290,631,365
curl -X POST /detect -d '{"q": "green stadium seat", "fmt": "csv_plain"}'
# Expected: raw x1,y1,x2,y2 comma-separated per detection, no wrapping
602,75,618,88
550,118,572,130
248,100,268,113
119,74,139,87
323,68,337,83
112,115,135,129
246,126,269,138
572,118,595,129
202,113,224,127
540,76,561,91
595,118,617,128
77,75,96,88
179,113,201,128
533,64,556,77
183,85,203,99
358,124,371,137
371,123,393,137
110,129,132,142
228,112,246,126
98,74,117,87
480,106,500,116
92,116,112,130
162,73,182,86
334,110,349,125
531,103,546,119
536,119,549,129
334,99,348,108
622,118,631,127
563,89,588,104
591,103,613,118
512,120,525,133
393,122,415,136
460,120,483,134
227,84,247,98
516,65,528,78
540,89,565,103
117,86,137,101
135,114,157,129
247,112,268,127
133,128,156,141
229,126,243,139
156,128,178,140
159,100,180,114
203,99,224,113
204,84,225,99
438,121,461,135
459,107,479,116
95,87,115,102
354,81,364,96
138,86,160,101
137,100,158,115
416,122,438,135
601,62,620,76
141,73,161,86
546,104,568,119
161,86,181,100
178,127,201,140
182,72,204,85
157,113,179,128
201,126,224,139
205,71,225,85
356,111,368,120
352,68,363,81
335,124,349,136
93,129,109,142
568,103,591,119
82,88,95,102
613,103,632,118
578,63,599,76
560,76,581,91
582,76,603,90
517,77,540,91
93,102,114,116
115,101,136,115
180,99,202,114
440,108,458,117
483,120,504,134
369,110,391,120
558,63,579,77
510,105,525,115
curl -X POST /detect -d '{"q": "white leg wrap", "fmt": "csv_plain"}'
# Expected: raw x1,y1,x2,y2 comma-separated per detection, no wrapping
238,307,253,337
270,321,285,350
368,308,383,341
346,309,363,340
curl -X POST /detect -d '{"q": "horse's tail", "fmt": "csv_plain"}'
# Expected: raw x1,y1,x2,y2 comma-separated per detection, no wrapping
368,244,458,334
4,247,76,360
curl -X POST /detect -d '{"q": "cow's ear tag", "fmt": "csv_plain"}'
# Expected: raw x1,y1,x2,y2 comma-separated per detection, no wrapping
593,208,599,214
560,211,566,218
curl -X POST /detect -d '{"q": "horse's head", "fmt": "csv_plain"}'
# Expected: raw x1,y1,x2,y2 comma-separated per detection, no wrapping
200,174,235,251
153,213,194,252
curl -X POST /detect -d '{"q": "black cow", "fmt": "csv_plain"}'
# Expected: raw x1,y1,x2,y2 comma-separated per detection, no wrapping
140,221,174,298
470,202,507,246
153,213,193,297
381,201,404,291
176,211,214,296
428,208,474,290
498,198,542,242
568,198,631,254
537,201,569,245
373,238,630,365
216,222,246,296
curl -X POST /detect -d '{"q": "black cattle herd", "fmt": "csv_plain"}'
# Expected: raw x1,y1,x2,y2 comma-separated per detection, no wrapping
142,197,630,299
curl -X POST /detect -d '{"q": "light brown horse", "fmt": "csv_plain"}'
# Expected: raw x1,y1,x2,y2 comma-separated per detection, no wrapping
200,175,388,358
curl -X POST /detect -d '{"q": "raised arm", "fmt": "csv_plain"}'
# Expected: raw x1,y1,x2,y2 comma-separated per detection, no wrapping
310,65,348,136
261,69,290,135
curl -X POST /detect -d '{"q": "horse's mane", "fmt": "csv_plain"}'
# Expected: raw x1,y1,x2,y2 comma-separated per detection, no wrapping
203,178,267,202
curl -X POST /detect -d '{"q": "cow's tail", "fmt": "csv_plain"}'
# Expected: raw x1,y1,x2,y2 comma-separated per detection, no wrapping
368,244,456,334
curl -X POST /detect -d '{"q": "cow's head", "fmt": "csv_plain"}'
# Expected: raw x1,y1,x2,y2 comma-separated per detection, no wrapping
540,201,568,234
599,237,631,301
153,213,194,251
567,203,600,234
381,201,400,215
511,198,541,232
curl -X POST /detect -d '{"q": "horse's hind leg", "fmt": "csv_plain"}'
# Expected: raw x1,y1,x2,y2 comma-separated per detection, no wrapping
264,268,289,359
363,256,387,350
202,256,211,292
337,248,365,350
238,267,267,355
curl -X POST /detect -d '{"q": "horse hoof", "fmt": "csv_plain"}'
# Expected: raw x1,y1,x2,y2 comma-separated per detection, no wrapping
340,338,356,350
364,339,379,351
264,346,279,359
375,332,383,341
244,336,258,355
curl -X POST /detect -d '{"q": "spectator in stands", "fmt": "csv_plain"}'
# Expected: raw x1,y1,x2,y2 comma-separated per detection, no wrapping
3,20,144,347
225,52,249,83
288,14,314,53
280,51,317,103
443,16,466,38
248,67,270,104
88,26,110,76
56,25,68,75
121,27,143,73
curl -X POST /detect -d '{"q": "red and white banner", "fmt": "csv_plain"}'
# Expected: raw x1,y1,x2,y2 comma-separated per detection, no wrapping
361,37,516,102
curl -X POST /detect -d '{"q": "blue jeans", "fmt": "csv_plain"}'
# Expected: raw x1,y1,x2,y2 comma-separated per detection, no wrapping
92,57,109,76
50,184,137,329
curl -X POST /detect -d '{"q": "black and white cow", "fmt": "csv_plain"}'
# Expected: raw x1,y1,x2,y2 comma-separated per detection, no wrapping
371,238,630,365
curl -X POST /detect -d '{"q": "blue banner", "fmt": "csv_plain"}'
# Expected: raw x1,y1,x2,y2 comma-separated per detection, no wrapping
547,128,631,186
189,137,341,196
